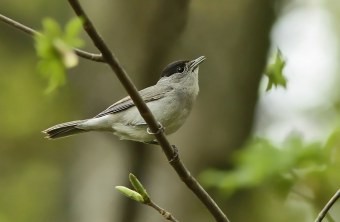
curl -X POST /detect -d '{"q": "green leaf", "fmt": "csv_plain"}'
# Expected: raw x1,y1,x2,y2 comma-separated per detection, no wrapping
64,17,84,47
115,186,144,203
42,18,61,38
37,59,65,93
264,49,287,91
129,173,150,202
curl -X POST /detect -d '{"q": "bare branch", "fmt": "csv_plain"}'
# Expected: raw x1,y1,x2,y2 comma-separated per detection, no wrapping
66,0,230,221
0,13,105,63
146,200,179,222
315,189,340,222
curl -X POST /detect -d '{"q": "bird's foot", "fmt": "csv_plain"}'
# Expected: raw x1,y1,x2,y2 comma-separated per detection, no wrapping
146,122,164,135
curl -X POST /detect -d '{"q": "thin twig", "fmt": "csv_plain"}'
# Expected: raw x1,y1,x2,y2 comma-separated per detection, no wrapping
315,189,340,222
145,200,179,222
0,13,105,63
66,0,230,221
291,188,335,222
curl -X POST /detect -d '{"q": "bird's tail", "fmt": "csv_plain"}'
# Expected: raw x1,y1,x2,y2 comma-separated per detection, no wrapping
42,120,87,139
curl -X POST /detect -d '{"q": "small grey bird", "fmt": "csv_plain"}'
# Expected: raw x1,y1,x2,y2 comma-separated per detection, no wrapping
43,56,205,143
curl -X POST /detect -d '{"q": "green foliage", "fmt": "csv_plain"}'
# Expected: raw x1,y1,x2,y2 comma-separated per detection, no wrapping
264,49,287,91
200,136,330,196
34,17,84,93
116,173,150,204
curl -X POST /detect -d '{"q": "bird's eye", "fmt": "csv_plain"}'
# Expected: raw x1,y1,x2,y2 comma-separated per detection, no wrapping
177,66,184,73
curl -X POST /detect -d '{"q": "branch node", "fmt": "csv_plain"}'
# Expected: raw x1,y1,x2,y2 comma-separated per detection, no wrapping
169,145,179,164
0,13,105,63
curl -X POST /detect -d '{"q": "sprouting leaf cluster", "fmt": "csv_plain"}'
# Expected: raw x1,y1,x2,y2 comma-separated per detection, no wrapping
34,17,84,93
116,173,150,204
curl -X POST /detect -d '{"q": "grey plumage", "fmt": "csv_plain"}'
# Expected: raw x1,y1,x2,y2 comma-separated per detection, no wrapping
42,56,205,142
43,85,174,139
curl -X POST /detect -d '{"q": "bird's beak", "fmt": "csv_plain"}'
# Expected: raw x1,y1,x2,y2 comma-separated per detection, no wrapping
189,56,206,71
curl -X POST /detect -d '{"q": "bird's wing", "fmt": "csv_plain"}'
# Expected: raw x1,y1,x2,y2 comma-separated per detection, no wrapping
94,85,173,118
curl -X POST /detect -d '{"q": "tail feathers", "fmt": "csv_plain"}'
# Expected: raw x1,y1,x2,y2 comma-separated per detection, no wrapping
42,120,87,139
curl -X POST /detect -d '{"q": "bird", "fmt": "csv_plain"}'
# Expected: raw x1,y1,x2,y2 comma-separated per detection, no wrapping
42,56,206,144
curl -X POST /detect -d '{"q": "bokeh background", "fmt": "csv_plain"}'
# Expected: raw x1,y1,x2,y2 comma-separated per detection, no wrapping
1,0,340,222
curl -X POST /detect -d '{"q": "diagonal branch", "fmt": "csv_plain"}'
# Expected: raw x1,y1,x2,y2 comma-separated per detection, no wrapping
315,189,340,222
146,200,179,222
120,2,189,221
66,0,230,221
0,13,105,63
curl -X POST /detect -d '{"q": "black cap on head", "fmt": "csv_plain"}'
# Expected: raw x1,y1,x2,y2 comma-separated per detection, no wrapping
160,60,188,78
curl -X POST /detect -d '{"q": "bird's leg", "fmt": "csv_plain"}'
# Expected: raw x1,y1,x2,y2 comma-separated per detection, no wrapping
146,122,164,135
145,122,178,163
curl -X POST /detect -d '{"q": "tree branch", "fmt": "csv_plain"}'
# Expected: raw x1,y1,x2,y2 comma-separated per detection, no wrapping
121,2,189,221
66,0,230,221
0,13,105,63
315,189,340,222
146,200,179,222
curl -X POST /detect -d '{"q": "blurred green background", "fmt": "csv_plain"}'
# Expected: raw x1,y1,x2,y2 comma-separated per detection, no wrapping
1,0,340,222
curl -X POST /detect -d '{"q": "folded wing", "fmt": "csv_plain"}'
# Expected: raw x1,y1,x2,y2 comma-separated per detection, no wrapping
94,85,173,118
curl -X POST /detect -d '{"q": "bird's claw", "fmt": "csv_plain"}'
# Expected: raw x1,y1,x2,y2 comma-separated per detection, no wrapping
147,122,164,135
